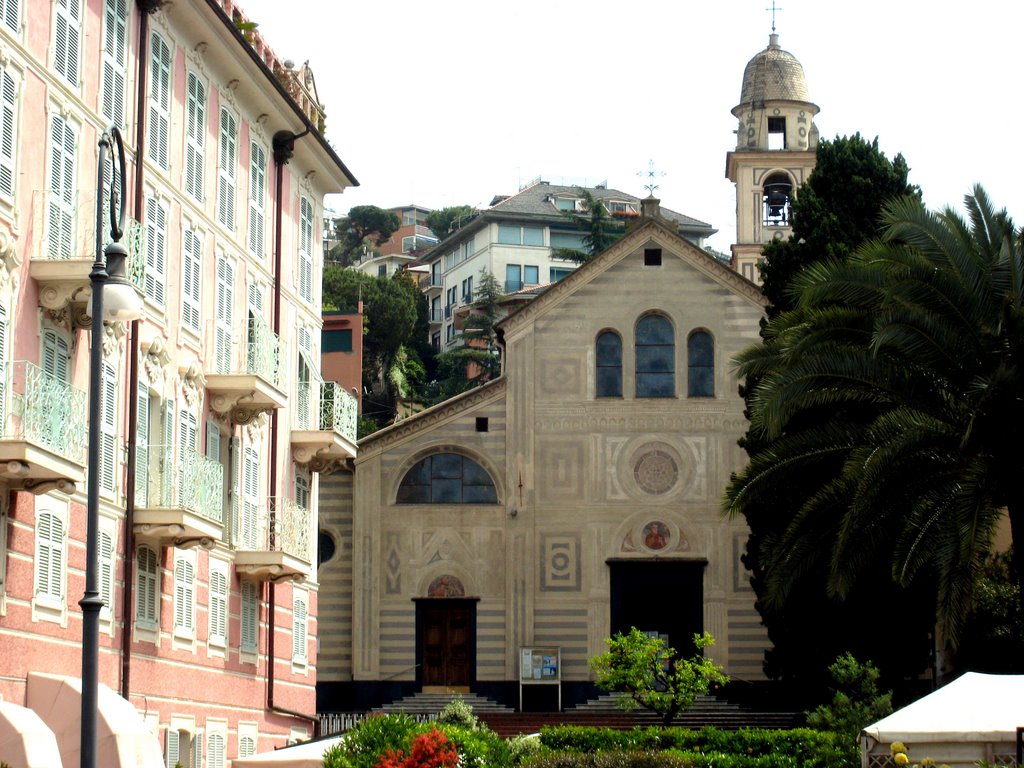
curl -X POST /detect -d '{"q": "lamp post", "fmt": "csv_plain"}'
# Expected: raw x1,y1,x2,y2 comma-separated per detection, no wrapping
80,126,144,768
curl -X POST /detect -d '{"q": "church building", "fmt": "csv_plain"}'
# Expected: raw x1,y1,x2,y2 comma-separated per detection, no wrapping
316,30,820,711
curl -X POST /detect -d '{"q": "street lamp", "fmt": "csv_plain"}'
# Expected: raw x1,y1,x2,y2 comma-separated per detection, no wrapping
80,126,144,768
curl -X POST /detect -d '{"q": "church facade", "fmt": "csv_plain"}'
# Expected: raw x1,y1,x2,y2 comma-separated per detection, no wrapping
317,200,768,709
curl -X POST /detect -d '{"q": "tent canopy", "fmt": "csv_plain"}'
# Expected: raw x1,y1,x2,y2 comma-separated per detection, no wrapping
862,672,1024,744
0,700,64,768
232,735,346,768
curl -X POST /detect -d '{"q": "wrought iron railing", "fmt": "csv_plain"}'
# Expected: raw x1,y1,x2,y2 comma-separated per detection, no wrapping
237,498,311,564
2,360,87,464
142,443,223,523
211,314,283,386
319,381,358,442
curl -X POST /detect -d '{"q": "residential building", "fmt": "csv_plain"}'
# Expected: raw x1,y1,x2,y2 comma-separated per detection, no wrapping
726,32,819,281
316,197,767,713
421,182,714,352
0,0,357,765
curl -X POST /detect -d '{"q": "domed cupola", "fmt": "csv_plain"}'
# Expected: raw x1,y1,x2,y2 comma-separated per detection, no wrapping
731,33,819,152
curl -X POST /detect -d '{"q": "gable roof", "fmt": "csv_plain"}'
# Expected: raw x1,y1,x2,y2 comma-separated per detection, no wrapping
497,198,766,340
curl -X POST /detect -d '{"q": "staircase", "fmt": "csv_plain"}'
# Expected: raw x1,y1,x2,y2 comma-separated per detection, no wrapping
367,691,802,738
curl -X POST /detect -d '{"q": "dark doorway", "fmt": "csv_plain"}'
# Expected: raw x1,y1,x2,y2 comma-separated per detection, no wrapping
608,560,705,654
416,599,476,687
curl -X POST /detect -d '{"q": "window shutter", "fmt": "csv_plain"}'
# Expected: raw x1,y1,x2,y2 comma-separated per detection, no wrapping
36,512,53,598
295,474,309,510
174,559,194,633
209,569,227,644
136,545,157,625
0,0,17,34
164,728,179,768
148,33,170,169
229,436,241,545
42,330,69,383
100,0,127,126
0,68,16,196
205,421,220,462
0,303,7,431
217,109,236,229
292,596,307,661
145,197,167,304
298,198,313,302
193,730,203,768
177,409,197,504
248,143,265,259
182,229,201,331
48,114,75,260
239,735,255,758
215,257,234,372
185,74,205,202
207,733,224,768
99,530,113,612
136,382,150,506
240,580,256,652
242,445,258,549
100,362,117,493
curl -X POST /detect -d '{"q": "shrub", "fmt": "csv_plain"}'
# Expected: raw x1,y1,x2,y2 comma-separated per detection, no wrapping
436,696,479,729
326,713,429,768
507,734,546,765
437,723,511,768
522,749,694,768
375,727,458,768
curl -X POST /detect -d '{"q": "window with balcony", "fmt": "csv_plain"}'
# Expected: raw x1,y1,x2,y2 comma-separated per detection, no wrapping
596,330,622,398
635,314,675,398
217,107,237,230
249,143,266,260
240,443,259,549
100,0,127,127
397,453,498,504
240,580,257,654
41,328,70,383
47,113,76,259
295,474,309,510
0,66,16,199
184,72,205,203
182,228,201,333
497,224,543,246
687,330,715,397
173,554,195,639
299,197,314,303
147,32,171,170
53,0,81,88
144,195,167,304
135,544,158,628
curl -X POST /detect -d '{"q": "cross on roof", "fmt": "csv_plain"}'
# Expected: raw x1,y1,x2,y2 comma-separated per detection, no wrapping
766,0,782,32
637,160,666,196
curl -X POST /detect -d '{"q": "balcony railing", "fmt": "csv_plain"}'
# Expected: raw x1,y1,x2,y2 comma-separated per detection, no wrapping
207,314,286,423
444,304,453,319
1,360,87,465
318,382,358,439
429,307,443,323
139,444,223,523
234,497,312,579
293,381,358,469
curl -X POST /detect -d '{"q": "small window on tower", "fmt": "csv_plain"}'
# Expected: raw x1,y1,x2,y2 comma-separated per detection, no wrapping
768,117,786,150
644,248,662,266
475,417,489,432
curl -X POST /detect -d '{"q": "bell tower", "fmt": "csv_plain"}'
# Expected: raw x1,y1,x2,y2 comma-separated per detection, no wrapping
726,32,819,282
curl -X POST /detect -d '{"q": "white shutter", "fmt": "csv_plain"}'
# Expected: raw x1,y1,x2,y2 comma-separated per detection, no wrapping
100,0,127,126
0,68,17,196
174,558,194,633
295,474,309,510
0,303,8,434
296,354,310,429
136,545,157,625
292,595,307,661
193,731,203,768
148,33,170,169
240,580,256,652
144,197,167,304
42,330,69,383
248,143,265,259
239,735,255,759
205,421,220,461
47,114,75,260
177,409,196,504
36,512,63,602
242,444,258,549
209,569,227,645
164,728,179,768
99,530,113,614
100,362,117,493
215,257,233,372
0,0,17,34
229,436,241,545
299,198,313,302
217,108,236,230
136,382,150,506
182,229,201,331
54,0,80,87
207,733,224,768
185,73,205,202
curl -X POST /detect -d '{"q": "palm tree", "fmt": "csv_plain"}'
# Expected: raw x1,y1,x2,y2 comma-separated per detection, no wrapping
724,185,1024,646
553,187,623,263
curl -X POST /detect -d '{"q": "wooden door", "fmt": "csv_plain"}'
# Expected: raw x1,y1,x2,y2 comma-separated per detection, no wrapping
419,601,474,686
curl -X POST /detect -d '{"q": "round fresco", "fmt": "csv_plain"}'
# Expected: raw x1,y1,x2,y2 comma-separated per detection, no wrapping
633,449,679,495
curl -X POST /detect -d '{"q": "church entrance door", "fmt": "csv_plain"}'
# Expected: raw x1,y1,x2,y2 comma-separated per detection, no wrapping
608,560,705,654
416,599,476,688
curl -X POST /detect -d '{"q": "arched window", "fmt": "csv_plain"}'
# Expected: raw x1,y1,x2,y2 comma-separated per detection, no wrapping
397,453,497,504
595,330,622,398
688,331,715,397
635,314,675,398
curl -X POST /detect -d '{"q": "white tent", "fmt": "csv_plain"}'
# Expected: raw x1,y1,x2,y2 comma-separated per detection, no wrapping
232,735,346,768
861,672,1024,768
0,700,64,768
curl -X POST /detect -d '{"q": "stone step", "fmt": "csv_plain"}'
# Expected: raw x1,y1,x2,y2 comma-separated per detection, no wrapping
378,691,514,715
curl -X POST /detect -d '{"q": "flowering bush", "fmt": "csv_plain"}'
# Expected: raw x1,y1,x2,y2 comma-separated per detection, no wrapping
375,728,458,768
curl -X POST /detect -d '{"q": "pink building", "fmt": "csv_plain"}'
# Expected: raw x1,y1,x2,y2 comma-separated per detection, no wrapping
0,0,358,765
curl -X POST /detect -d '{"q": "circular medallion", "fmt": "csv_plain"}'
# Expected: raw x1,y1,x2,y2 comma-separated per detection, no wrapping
634,450,678,495
642,521,671,551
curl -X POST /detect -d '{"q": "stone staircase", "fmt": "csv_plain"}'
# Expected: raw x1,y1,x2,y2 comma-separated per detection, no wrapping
371,690,801,738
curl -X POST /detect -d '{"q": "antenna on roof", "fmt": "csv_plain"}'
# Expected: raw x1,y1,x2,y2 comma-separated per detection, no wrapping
765,0,782,32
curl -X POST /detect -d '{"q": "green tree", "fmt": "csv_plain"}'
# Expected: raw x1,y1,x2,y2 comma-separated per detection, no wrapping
954,550,1024,672
330,205,401,266
554,187,624,263
806,653,893,747
426,205,475,241
588,628,729,726
759,134,919,317
425,269,504,402
725,186,1024,648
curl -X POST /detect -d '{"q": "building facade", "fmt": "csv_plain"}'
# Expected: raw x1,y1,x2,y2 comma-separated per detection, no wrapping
726,32,819,281
317,199,768,712
422,182,715,352
0,0,357,765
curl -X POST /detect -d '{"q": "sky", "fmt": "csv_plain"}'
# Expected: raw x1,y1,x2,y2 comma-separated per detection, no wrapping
236,0,1023,255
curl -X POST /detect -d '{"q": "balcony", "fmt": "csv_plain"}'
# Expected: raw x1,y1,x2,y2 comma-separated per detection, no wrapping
29,190,144,318
234,498,311,582
429,307,443,324
134,444,224,550
0,361,87,493
291,381,357,472
205,314,286,424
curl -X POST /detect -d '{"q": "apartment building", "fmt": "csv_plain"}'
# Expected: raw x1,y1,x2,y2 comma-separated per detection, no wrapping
0,0,357,765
